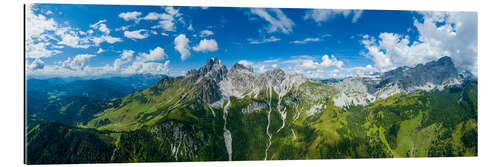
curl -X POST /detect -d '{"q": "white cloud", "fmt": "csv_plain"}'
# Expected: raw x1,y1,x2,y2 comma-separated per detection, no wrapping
165,6,180,16
361,12,477,75
174,34,191,61
137,47,167,62
90,20,110,34
237,60,254,67
143,12,172,20
97,48,105,54
143,12,176,31
56,30,90,48
25,4,57,40
123,60,170,75
142,7,181,32
249,8,294,34
118,11,142,21
91,35,122,46
200,30,214,37
242,55,348,79
304,9,364,24
29,58,45,70
290,37,321,44
113,50,134,70
120,47,170,75
25,5,63,58
25,42,62,58
159,20,176,31
26,4,125,58
248,36,280,44
284,55,343,70
124,29,149,39
45,10,53,15
61,54,96,70
193,39,219,52
115,25,131,31
319,54,344,68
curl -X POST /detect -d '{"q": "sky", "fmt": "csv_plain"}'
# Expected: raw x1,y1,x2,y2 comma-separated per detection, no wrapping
25,4,477,79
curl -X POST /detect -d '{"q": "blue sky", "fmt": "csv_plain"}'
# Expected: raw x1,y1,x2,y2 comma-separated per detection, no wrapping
25,4,477,79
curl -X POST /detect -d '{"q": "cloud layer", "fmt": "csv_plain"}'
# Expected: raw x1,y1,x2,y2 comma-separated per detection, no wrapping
361,11,477,75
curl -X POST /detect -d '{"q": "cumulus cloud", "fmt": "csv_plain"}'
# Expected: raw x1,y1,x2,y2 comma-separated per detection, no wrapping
248,36,280,44
123,60,170,75
113,50,134,70
174,34,191,61
61,54,96,70
143,12,172,20
361,11,477,75
28,58,45,70
97,48,105,54
118,11,142,21
90,20,110,34
142,7,181,31
249,8,294,34
91,35,122,46
200,30,214,37
122,46,170,75
26,4,123,59
305,9,363,24
242,55,346,78
56,29,90,48
25,42,62,58
193,39,219,52
319,55,344,68
285,54,344,70
237,60,254,67
137,47,167,62
124,29,149,39
25,4,57,40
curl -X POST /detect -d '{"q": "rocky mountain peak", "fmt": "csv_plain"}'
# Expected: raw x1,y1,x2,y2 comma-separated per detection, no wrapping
186,57,228,82
378,56,459,89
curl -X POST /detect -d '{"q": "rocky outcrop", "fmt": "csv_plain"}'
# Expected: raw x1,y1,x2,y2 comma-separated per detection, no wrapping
378,56,458,90
219,63,308,100
185,58,228,104
328,56,463,107
187,58,228,83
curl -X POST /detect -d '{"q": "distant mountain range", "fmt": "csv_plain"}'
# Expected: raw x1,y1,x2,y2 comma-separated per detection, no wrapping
26,56,477,164
26,74,165,126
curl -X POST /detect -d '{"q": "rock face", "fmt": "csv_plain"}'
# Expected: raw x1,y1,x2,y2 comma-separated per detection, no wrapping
197,58,228,82
183,56,461,108
328,56,463,107
219,63,256,98
219,63,308,100
378,56,458,90
186,58,229,104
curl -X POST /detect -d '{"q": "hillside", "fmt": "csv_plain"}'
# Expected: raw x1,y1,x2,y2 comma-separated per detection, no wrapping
26,57,478,163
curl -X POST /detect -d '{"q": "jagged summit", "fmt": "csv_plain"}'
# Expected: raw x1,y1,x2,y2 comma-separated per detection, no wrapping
380,56,458,89
328,56,464,107
186,57,228,82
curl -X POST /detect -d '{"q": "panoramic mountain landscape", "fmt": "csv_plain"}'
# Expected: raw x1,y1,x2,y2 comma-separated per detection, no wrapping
26,56,477,164
25,4,477,164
